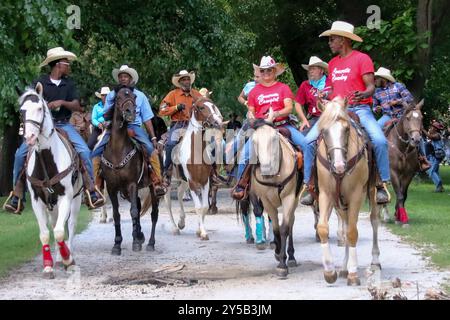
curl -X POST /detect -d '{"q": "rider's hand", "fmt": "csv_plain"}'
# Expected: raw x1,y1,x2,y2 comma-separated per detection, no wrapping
152,139,158,152
299,119,310,132
176,103,186,111
352,91,366,103
48,100,63,110
98,123,103,130
389,99,401,107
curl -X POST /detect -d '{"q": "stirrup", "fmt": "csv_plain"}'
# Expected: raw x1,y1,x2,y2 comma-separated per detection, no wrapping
231,184,248,201
375,183,391,204
3,191,24,214
84,186,106,210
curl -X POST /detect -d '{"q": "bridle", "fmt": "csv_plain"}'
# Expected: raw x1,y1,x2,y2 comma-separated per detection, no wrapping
191,100,221,130
21,95,55,140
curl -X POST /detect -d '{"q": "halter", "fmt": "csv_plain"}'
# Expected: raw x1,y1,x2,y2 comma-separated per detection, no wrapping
191,100,220,130
21,95,55,140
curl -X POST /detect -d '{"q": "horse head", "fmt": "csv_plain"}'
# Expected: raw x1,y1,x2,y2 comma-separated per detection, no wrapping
191,97,223,129
399,99,424,147
317,97,351,176
252,120,280,176
20,82,53,147
114,86,137,126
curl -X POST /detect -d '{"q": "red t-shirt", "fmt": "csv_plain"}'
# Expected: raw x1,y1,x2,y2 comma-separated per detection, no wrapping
248,82,293,122
328,50,374,105
295,77,332,117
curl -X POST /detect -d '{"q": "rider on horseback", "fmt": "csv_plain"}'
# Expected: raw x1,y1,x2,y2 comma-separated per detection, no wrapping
90,65,167,197
4,47,104,213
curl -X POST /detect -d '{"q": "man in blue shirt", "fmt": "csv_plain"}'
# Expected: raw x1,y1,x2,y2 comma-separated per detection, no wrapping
91,65,166,196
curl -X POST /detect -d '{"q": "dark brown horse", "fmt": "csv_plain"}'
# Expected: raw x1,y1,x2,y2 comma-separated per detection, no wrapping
101,86,159,254
383,100,424,225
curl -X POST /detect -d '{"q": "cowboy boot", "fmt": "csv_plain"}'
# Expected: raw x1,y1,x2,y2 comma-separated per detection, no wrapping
376,182,391,204
418,154,432,172
80,162,105,209
255,215,266,245
231,165,251,201
3,173,26,214
300,180,315,206
149,155,167,197
211,163,231,186
242,214,254,244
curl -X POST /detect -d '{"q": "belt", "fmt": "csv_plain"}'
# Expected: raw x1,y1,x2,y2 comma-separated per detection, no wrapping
274,119,288,127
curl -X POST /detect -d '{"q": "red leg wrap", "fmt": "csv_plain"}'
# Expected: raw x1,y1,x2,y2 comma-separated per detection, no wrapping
42,245,53,268
397,207,409,224
57,241,71,261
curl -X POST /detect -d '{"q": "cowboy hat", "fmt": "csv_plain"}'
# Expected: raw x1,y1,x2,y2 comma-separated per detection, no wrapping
112,65,139,85
199,88,212,98
319,21,363,42
431,120,444,130
301,56,328,73
252,56,286,77
95,86,111,99
39,47,77,68
172,70,195,88
374,67,396,83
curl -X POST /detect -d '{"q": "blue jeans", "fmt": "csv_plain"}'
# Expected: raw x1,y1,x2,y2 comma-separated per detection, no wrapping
91,124,154,158
163,121,188,171
303,105,390,184
13,122,95,195
426,155,442,187
236,124,306,180
377,114,392,128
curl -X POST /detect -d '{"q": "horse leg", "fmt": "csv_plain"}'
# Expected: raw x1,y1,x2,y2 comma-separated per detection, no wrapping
338,211,349,278
317,193,337,284
240,199,254,244
66,192,82,270
336,209,346,247
33,201,54,278
192,185,209,240
208,183,218,215
129,183,144,252
396,174,413,226
253,197,266,249
369,189,382,271
54,197,75,269
109,191,122,255
165,181,179,235
177,181,189,230
287,209,297,268
147,192,159,252
312,202,320,242
345,193,364,286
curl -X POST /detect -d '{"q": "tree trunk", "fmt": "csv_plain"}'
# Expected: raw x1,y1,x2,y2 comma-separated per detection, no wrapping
0,116,21,196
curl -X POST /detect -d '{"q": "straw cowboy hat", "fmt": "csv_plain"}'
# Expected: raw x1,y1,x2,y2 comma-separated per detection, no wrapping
112,65,139,85
199,88,212,98
39,47,77,68
319,21,363,42
172,70,196,88
301,56,328,73
253,56,286,77
374,67,396,83
95,87,111,99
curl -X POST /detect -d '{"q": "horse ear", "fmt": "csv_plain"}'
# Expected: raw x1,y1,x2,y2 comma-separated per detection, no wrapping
35,82,43,97
416,99,424,110
15,85,23,96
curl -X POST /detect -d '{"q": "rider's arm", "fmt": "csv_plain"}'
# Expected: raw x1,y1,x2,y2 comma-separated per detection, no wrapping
159,91,178,117
238,90,247,106
353,73,375,102
294,102,308,123
272,98,293,119
91,104,100,127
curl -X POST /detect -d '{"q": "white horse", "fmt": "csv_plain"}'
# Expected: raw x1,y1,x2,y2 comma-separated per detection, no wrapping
21,82,83,279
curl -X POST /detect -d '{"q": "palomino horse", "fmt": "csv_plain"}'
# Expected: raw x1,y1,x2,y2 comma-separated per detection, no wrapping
382,100,424,225
315,97,381,286
101,86,159,254
20,83,83,278
250,112,301,277
175,96,223,240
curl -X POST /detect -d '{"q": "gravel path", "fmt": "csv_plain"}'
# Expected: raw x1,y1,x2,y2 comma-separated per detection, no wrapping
0,188,448,300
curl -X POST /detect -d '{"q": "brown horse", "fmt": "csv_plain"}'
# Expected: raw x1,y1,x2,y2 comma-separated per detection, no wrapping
382,100,424,225
315,97,381,286
101,86,159,254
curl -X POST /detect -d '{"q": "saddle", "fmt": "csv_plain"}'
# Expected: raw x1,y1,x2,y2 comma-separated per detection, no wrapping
383,118,399,136
277,126,304,170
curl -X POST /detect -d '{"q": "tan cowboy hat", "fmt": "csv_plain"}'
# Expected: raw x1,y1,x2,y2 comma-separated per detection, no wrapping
301,56,328,73
112,65,139,85
199,88,212,98
252,56,286,76
39,47,77,68
172,70,195,88
319,21,363,42
95,86,111,99
374,67,396,83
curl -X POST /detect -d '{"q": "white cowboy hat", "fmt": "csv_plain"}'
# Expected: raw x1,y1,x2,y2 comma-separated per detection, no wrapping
252,56,286,76
112,65,139,85
95,86,111,99
319,21,363,42
199,88,212,98
39,47,77,68
172,70,196,88
301,56,328,73
374,67,396,83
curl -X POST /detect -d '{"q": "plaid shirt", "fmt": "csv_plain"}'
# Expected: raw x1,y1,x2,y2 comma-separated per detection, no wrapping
373,82,414,116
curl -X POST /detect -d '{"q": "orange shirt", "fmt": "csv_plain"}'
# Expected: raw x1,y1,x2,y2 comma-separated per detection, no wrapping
159,88,201,121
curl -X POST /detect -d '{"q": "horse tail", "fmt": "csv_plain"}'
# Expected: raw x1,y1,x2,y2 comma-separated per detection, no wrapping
140,187,153,217
236,199,240,224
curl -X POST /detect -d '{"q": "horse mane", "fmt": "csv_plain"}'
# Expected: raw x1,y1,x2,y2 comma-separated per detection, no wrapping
317,97,350,131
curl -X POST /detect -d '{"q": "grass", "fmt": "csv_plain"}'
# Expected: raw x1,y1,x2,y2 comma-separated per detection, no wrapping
0,196,92,278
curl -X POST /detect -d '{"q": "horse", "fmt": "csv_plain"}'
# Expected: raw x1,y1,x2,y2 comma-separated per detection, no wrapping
250,110,301,277
382,100,424,225
20,82,83,279
101,86,159,254
315,97,381,286
174,96,223,240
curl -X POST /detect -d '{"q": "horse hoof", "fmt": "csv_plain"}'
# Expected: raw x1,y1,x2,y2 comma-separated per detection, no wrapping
172,228,181,235
196,230,201,237
337,240,345,247
401,223,410,229
111,247,121,256
209,207,218,215
138,234,146,245
315,233,321,242
200,234,209,241
270,241,276,250
347,273,361,286
324,270,337,284
276,267,288,278
339,270,349,278
63,259,76,270
43,268,55,279
178,222,185,230
246,237,255,244
146,244,155,252
256,243,266,250
107,218,113,223
132,243,142,252
370,263,382,271
287,259,297,268
99,219,107,224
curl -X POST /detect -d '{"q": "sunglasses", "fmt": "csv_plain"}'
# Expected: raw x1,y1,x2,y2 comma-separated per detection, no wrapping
58,61,71,66
260,68,274,74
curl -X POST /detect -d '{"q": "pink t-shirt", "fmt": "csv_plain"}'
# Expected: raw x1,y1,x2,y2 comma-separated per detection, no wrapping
328,50,374,105
295,77,332,117
248,82,293,122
